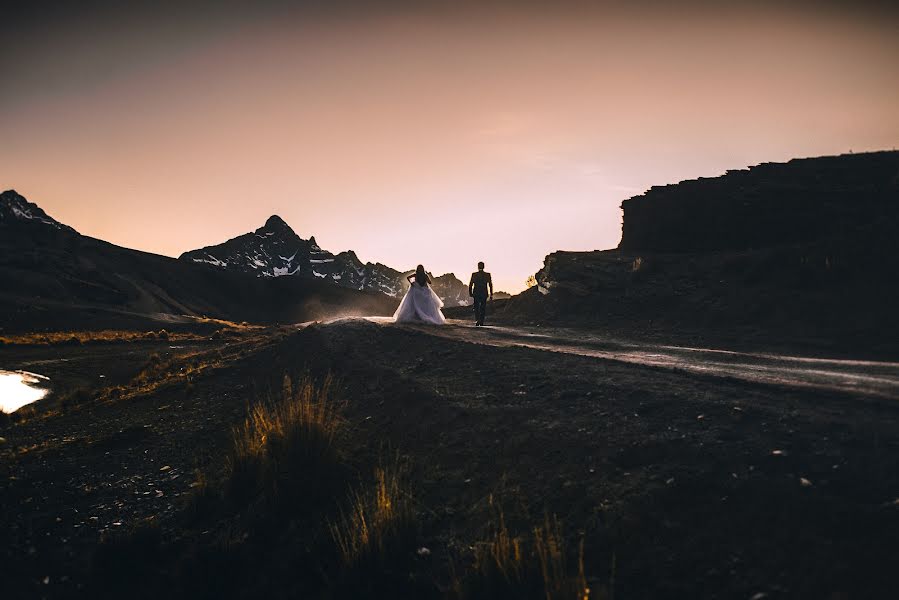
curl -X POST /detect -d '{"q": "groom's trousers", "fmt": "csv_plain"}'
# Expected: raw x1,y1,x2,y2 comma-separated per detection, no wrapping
473,295,487,325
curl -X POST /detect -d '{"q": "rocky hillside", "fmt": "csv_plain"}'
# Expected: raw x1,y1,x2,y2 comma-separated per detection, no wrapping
180,217,470,306
619,150,899,253
0,191,397,332
501,151,899,356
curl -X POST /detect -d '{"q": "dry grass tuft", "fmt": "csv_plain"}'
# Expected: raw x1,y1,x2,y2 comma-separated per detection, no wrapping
226,375,344,507
454,500,591,600
325,462,433,597
330,464,415,567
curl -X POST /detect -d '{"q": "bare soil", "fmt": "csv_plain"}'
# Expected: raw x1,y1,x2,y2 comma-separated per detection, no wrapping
2,320,898,599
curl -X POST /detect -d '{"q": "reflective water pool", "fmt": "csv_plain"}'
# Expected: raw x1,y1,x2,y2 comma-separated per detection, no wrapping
0,370,50,413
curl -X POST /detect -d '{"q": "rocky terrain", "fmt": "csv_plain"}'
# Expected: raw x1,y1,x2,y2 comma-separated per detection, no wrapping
180,215,470,306
2,319,897,599
499,151,899,358
0,191,398,333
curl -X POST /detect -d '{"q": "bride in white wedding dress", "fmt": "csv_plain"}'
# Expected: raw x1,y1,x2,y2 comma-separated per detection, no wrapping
393,264,447,325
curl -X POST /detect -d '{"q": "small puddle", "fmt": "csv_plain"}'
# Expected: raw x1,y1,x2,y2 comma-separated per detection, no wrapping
0,370,51,413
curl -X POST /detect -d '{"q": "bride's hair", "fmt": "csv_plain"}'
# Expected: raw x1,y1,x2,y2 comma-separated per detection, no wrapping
414,264,430,287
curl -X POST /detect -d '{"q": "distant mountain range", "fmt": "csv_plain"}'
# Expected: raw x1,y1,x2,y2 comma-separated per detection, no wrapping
0,190,398,332
179,216,471,306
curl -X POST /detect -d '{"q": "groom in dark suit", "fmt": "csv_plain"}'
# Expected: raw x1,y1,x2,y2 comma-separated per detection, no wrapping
468,261,493,326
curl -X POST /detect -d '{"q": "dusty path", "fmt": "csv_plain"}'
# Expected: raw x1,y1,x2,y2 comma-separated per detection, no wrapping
355,317,899,399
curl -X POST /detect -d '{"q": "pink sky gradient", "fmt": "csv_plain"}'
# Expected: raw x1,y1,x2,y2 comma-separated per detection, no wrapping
2,3,898,292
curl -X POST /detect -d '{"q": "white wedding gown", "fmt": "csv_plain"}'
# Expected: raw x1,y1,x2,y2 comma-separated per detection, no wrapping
393,282,447,325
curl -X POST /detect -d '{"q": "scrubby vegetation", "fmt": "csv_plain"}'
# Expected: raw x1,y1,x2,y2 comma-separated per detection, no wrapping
91,340,259,405
452,501,593,600
225,374,345,509
0,329,197,346
8,319,899,599
0,321,259,347
86,372,593,599
330,465,413,567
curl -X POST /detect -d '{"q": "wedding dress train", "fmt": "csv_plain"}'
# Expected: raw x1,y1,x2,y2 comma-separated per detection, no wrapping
393,282,446,325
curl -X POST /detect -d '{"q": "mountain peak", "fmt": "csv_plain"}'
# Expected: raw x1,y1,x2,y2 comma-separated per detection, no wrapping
0,190,76,232
180,213,470,304
1,189,26,207
262,214,292,232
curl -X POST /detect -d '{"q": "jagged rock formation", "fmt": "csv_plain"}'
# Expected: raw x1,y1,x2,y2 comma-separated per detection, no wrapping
502,151,899,356
619,150,899,253
181,215,343,279
180,217,470,306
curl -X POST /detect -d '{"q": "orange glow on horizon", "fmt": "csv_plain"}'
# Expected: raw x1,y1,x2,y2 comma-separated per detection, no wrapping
2,4,897,292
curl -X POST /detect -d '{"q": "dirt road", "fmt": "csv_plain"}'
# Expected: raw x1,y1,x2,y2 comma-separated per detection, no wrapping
358,318,899,400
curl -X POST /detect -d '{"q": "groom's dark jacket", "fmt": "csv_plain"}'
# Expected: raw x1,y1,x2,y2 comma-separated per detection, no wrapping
469,271,493,298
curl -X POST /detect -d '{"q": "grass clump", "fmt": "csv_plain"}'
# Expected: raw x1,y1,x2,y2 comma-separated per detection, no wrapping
453,501,592,600
330,465,416,567
226,374,345,509
328,464,435,598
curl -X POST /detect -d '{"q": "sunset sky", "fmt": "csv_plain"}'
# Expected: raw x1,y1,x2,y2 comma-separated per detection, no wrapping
2,1,898,292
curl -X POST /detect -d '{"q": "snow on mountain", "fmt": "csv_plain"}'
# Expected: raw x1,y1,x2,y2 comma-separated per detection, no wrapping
0,190,76,232
179,215,470,305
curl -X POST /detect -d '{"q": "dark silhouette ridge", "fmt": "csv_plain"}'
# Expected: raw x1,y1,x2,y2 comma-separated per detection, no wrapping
619,150,899,253
500,150,899,357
